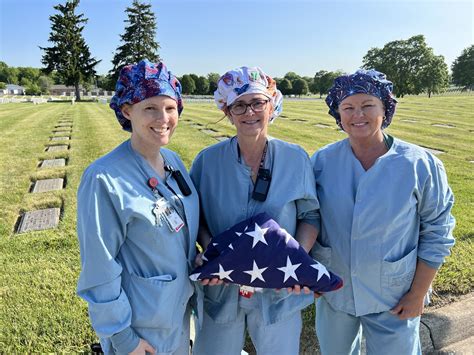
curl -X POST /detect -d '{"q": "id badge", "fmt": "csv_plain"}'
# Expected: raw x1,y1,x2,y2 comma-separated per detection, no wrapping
163,205,185,232
239,285,255,298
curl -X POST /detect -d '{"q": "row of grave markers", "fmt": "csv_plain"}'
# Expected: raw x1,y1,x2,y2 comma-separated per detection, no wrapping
182,116,462,158
16,116,73,233
15,112,469,233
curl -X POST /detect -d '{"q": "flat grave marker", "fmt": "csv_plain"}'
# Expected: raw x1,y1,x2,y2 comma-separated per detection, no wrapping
17,208,60,233
432,124,455,128
401,119,418,123
201,129,217,135
314,124,331,128
421,146,445,155
40,158,66,168
190,123,204,128
32,178,64,193
51,136,70,141
46,145,68,152
215,136,229,142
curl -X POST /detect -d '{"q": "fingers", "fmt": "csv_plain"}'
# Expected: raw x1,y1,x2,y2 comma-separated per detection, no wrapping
313,291,322,298
144,341,156,354
286,285,309,295
390,303,403,315
194,253,204,267
199,277,224,286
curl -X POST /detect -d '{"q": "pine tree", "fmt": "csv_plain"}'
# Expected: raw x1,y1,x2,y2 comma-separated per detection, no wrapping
40,0,100,100
110,0,160,83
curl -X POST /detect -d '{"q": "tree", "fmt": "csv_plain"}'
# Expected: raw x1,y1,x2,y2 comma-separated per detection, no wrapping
0,62,19,84
17,67,40,84
38,75,53,94
180,74,195,94
292,78,309,96
110,0,159,84
25,83,42,96
97,74,115,91
284,72,301,82
278,78,293,95
313,70,342,98
451,45,474,89
362,35,444,97
195,76,209,95
40,0,100,100
420,55,449,97
207,72,220,95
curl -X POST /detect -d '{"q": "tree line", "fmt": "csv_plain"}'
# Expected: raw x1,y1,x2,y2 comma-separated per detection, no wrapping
1,0,473,100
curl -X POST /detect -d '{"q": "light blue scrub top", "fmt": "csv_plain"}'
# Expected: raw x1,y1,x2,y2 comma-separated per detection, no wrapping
77,140,200,354
190,136,320,325
311,137,455,317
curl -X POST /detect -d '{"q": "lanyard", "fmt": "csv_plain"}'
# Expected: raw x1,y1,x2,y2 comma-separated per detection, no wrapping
237,140,268,170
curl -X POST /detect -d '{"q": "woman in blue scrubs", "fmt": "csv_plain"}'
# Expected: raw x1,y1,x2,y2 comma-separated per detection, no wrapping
190,66,320,355
311,69,455,354
76,60,199,355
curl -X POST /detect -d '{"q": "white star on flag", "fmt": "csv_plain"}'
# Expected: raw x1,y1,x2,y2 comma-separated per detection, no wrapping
201,254,208,262
229,243,234,250
211,264,234,282
277,256,301,282
189,273,200,281
281,228,292,244
246,223,269,248
311,262,330,281
243,260,268,283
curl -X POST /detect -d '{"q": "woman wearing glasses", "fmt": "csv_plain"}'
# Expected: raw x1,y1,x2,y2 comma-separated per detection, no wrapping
190,66,320,354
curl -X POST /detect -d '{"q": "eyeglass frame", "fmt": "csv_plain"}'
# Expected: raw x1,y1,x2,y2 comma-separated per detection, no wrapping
228,99,270,116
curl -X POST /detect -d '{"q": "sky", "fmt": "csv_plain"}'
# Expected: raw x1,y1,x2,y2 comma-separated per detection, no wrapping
0,0,472,78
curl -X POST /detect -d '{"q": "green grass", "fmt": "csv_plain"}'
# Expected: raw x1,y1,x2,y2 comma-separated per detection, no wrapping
0,96,472,352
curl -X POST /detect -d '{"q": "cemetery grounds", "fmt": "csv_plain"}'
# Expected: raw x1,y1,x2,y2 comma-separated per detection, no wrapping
0,95,472,352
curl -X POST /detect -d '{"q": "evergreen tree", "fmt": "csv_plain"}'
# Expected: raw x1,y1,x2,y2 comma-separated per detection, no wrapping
110,0,160,83
180,75,196,94
292,78,309,96
40,0,100,100
207,73,220,95
278,78,293,95
452,45,474,89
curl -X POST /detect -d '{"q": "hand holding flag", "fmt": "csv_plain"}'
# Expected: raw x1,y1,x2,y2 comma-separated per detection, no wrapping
190,213,343,293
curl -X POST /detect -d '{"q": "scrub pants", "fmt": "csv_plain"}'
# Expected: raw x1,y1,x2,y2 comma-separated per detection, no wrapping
193,295,302,355
316,297,421,355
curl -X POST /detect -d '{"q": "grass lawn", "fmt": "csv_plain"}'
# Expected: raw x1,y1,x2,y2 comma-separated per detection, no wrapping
0,96,472,352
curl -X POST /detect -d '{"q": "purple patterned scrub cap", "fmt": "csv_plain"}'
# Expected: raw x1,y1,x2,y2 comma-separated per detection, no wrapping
325,69,397,129
214,66,283,122
110,59,183,132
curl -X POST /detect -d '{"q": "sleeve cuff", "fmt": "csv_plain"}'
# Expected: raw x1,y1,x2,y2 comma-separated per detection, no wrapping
110,326,140,354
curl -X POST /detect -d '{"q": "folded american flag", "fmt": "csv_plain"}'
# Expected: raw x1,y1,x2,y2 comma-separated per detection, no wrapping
190,213,343,293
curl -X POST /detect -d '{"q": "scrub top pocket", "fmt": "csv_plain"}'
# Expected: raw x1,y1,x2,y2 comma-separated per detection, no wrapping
381,246,417,306
311,241,332,267
126,273,182,329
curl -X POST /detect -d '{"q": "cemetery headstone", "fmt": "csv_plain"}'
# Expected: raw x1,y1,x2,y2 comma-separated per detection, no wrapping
46,145,68,152
32,178,64,193
17,208,61,233
40,159,66,168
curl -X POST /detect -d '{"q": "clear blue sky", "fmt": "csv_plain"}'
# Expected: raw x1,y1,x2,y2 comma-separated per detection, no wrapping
0,0,472,78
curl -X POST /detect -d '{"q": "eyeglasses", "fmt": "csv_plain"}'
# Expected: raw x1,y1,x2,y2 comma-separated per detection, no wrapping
229,99,270,115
